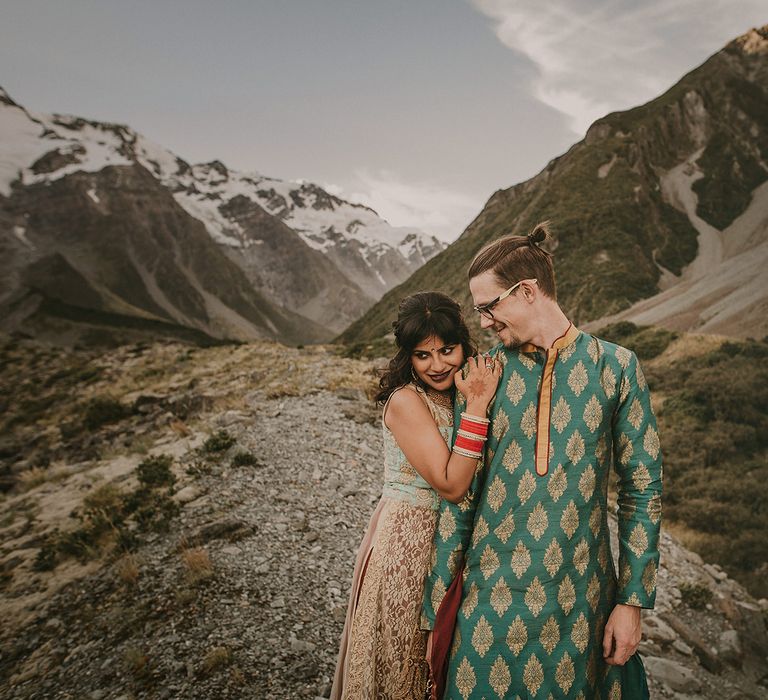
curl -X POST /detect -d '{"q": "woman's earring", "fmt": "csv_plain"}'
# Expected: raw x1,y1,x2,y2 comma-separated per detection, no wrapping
411,367,420,384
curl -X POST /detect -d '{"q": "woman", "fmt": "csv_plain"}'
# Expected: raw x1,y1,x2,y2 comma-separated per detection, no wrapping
331,291,501,700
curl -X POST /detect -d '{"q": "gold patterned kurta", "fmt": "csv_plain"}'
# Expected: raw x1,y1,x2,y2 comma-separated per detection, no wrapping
422,328,661,699
332,383,453,700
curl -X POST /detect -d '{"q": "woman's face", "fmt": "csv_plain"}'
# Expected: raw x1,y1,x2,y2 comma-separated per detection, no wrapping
411,334,465,392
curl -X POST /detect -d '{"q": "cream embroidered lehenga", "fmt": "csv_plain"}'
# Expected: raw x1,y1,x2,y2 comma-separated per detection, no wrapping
331,383,452,700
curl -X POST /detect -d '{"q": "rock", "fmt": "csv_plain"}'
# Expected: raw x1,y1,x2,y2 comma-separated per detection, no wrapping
643,657,702,693
196,518,254,543
662,612,722,673
290,638,317,653
173,485,203,504
718,629,743,667
672,639,693,656
644,615,677,645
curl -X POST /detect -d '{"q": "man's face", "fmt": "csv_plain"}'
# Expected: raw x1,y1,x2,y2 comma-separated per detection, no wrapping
469,270,533,349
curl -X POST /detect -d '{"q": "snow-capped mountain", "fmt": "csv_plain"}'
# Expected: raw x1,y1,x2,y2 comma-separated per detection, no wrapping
0,87,445,344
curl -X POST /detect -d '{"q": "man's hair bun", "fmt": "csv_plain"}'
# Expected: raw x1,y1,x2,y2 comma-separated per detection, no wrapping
527,221,550,245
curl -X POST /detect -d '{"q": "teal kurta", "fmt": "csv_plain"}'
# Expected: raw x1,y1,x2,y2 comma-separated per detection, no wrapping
422,328,661,699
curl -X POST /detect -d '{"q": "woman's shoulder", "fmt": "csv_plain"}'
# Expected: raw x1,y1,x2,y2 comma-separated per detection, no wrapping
383,383,432,426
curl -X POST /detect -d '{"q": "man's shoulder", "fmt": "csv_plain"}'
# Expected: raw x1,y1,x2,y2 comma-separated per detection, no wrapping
582,332,638,369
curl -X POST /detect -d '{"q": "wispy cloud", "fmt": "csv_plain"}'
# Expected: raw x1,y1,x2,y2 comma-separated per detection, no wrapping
471,0,766,135
327,170,484,243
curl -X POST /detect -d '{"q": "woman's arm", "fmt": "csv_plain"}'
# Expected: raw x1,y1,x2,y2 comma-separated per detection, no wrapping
384,356,501,503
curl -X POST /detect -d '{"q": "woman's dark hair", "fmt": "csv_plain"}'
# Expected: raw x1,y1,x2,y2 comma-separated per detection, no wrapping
375,291,476,404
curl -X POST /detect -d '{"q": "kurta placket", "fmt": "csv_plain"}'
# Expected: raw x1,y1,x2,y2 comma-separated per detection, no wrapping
523,323,582,477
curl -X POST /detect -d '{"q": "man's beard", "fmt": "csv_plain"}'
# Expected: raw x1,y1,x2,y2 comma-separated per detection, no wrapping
496,325,523,349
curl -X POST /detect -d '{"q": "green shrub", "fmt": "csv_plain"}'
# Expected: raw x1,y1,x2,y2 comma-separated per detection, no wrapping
679,581,713,610
203,430,236,454
136,454,176,488
84,396,130,430
231,451,258,468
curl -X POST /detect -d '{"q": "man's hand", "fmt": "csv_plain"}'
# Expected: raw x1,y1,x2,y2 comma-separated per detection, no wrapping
603,604,642,666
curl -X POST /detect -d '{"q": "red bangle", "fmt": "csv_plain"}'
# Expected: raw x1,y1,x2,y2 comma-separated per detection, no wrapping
454,434,485,452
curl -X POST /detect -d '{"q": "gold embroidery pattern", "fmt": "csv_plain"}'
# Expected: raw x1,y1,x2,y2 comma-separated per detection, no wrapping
587,336,604,364
342,500,436,699
647,493,662,524
551,396,572,434
627,398,644,430
628,523,649,557
438,507,456,542
643,425,661,460
547,464,568,501
493,511,515,544
615,346,632,369
642,559,657,596
506,371,526,405
518,351,536,370
571,612,590,653
566,430,586,464
490,577,512,617
511,541,532,579
524,576,547,617
506,615,528,656
573,539,590,576
518,470,537,505
480,544,501,580
489,656,512,698
568,361,589,396
502,440,523,473
520,402,537,440
493,408,510,441
462,581,479,619
561,500,579,539
527,502,549,541
558,575,576,614
586,573,601,612
589,503,602,538
487,476,507,513
583,395,603,432
543,539,564,577
472,516,489,548
455,657,476,700
523,654,544,695
632,464,651,493
471,615,494,657
430,577,446,616
578,465,596,501
540,615,561,654
600,365,617,398
556,652,576,693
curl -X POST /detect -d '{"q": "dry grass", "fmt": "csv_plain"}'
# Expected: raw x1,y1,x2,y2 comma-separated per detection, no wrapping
200,646,231,677
230,665,246,686
115,553,140,587
124,646,149,677
181,546,214,583
16,465,71,493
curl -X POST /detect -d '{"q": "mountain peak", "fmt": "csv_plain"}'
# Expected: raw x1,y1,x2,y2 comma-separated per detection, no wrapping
729,24,768,55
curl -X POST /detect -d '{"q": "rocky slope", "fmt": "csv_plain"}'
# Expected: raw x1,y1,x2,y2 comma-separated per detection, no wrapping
0,335,766,699
0,87,445,344
340,25,768,346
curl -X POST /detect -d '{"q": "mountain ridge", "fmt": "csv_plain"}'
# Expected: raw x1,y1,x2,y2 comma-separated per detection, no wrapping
339,25,768,346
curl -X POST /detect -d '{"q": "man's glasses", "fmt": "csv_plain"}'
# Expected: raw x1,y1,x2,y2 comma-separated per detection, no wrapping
473,279,537,320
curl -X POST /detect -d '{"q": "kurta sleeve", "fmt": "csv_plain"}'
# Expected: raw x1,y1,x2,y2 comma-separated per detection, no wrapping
611,350,662,608
421,388,486,630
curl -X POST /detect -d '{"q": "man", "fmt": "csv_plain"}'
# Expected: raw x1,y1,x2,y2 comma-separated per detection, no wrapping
422,223,661,698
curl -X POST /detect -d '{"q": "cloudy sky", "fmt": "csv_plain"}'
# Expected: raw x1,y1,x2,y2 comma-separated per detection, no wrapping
1,1,765,241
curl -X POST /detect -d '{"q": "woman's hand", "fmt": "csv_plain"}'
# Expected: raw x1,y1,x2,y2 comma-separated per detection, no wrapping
454,354,502,412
